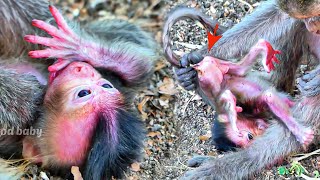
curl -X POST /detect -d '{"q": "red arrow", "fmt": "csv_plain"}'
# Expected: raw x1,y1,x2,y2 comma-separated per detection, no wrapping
207,24,222,51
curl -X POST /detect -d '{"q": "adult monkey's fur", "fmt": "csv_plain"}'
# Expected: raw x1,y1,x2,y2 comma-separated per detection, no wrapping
0,0,157,179
163,0,320,179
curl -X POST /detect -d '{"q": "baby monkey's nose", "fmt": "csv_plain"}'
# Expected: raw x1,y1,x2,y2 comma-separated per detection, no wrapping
68,61,97,78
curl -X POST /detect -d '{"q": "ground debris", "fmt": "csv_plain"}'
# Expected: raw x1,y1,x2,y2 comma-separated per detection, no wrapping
19,0,319,179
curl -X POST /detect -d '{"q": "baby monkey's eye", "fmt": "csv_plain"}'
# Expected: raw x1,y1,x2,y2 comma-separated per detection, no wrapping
247,133,254,141
102,83,113,89
78,90,91,97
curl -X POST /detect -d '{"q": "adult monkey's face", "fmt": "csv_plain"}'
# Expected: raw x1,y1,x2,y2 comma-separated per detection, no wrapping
277,0,320,34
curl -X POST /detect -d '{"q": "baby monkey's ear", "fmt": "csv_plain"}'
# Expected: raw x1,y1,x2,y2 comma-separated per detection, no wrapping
22,136,43,164
256,119,268,130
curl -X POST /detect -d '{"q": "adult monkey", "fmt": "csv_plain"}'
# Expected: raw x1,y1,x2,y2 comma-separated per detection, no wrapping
0,0,157,179
169,0,320,179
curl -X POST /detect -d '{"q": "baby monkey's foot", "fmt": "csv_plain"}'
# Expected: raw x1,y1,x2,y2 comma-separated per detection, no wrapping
256,39,281,73
294,127,314,147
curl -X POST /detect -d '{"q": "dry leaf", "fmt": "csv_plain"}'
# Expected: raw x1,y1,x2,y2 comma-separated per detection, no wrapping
159,98,169,108
147,139,154,146
158,77,178,95
147,131,161,137
145,149,152,156
155,60,167,71
137,97,150,120
199,135,210,141
208,151,217,156
131,163,141,172
128,175,139,180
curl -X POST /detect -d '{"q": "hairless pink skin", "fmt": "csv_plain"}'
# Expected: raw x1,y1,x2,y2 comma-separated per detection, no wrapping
22,62,122,166
24,5,152,84
224,117,269,148
194,40,314,146
217,39,281,75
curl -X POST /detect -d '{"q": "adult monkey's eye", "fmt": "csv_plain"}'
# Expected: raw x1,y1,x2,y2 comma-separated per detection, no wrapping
247,133,254,141
78,90,91,97
102,83,113,89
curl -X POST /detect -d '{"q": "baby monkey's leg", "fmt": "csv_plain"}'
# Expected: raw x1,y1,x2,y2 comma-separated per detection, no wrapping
259,89,314,146
218,90,243,135
223,39,281,76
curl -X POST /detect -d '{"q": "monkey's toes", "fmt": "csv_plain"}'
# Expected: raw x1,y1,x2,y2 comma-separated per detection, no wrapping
183,165,215,180
187,156,214,167
297,128,314,146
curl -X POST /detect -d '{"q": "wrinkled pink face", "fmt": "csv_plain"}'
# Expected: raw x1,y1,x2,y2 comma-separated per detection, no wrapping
193,56,229,93
225,118,268,148
23,62,123,166
45,61,121,109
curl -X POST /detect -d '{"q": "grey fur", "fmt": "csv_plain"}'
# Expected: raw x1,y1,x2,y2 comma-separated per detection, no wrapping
182,95,320,179
162,6,226,66
162,0,320,178
0,1,157,177
0,0,51,59
207,0,307,92
0,68,43,129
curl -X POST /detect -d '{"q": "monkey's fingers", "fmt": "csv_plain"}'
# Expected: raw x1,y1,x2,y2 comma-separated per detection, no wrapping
296,128,314,147
297,78,307,92
235,106,243,113
298,77,320,97
183,161,217,180
174,67,194,76
272,56,280,64
49,5,78,40
181,52,203,67
24,35,74,49
273,50,281,56
31,19,77,44
301,65,320,81
48,59,72,72
174,67,198,90
267,60,275,72
265,56,280,72
31,20,61,39
299,76,320,90
28,49,71,59
187,156,215,167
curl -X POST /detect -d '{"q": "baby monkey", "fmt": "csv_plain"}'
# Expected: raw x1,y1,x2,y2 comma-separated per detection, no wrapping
193,40,314,146
20,5,156,179
213,114,269,151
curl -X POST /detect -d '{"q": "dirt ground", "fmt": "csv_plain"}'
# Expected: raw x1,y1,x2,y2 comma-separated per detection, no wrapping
20,0,319,179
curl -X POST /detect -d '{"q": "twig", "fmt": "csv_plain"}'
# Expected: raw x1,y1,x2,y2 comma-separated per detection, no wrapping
175,42,203,49
300,173,319,180
173,50,185,57
292,149,320,162
238,0,254,12
164,166,188,170
177,158,189,169
182,93,197,115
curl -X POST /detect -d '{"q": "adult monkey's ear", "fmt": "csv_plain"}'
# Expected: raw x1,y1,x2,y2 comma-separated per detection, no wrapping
22,136,43,164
